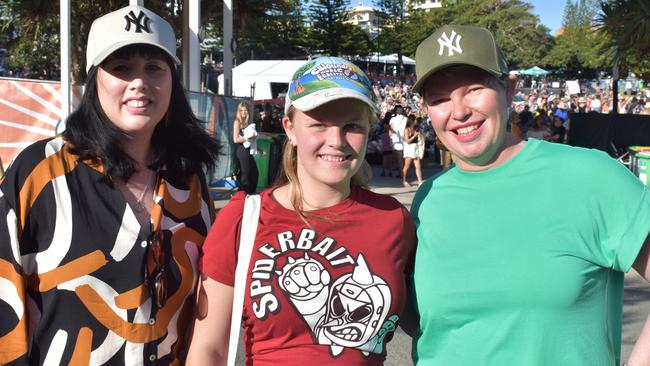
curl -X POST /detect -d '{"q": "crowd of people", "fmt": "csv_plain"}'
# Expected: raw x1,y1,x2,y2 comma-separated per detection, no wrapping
250,69,650,178
508,82,650,144
365,71,650,169
515,75,650,115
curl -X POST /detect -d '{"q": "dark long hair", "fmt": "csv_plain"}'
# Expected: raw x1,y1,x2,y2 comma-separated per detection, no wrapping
63,44,220,181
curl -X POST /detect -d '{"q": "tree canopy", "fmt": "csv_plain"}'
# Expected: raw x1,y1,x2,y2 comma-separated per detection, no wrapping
375,0,409,74
594,0,650,75
374,0,555,71
1,0,648,82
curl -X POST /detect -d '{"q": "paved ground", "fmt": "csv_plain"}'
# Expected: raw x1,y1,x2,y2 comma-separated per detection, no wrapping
214,159,650,365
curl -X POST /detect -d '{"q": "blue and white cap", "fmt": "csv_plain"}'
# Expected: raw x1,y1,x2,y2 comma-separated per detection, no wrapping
285,57,377,114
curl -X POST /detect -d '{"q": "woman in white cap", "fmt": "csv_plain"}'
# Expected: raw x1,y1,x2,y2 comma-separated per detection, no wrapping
0,5,219,365
188,57,416,365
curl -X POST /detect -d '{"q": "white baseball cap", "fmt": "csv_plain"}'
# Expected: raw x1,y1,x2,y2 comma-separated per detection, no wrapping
86,5,180,72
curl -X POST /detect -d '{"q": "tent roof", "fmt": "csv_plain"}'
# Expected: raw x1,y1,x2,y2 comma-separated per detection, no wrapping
363,53,416,65
520,66,550,76
228,60,307,82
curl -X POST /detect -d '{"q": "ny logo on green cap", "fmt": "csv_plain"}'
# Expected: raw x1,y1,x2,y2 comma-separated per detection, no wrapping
438,31,463,56
412,25,509,94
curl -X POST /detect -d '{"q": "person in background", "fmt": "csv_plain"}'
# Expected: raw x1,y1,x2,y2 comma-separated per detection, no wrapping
402,115,424,187
577,96,588,113
389,106,407,178
434,135,453,169
555,100,569,123
546,115,566,143
187,56,416,365
517,104,534,137
258,106,272,132
537,96,548,117
271,106,283,132
591,94,602,112
602,99,611,114
232,101,259,194
410,24,650,365
254,102,272,133
643,101,650,115
380,123,394,176
526,112,548,140
0,5,220,365
510,113,524,140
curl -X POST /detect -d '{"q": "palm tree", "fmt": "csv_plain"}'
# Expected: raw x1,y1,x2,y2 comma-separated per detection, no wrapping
594,0,650,113
597,0,650,53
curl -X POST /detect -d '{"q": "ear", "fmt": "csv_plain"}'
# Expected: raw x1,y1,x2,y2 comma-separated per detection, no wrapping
282,115,296,145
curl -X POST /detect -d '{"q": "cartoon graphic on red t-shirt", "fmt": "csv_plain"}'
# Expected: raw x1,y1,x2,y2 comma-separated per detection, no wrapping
276,253,394,356
201,187,415,363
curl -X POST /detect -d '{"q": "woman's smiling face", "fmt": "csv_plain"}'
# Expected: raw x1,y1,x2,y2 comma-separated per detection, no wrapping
283,98,370,191
96,50,172,138
421,66,513,170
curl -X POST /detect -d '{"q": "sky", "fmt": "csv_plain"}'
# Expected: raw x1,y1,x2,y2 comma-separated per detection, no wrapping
352,0,567,35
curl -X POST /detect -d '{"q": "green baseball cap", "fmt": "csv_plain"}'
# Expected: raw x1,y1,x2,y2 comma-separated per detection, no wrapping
412,25,509,94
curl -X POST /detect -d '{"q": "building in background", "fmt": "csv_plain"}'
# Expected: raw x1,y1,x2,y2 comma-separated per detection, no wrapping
406,0,443,12
343,4,385,38
344,0,452,36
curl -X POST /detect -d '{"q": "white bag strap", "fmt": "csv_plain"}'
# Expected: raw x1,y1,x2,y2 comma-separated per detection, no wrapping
227,194,261,366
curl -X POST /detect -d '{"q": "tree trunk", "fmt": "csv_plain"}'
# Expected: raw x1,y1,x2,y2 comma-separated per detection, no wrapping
612,51,619,115
397,51,404,76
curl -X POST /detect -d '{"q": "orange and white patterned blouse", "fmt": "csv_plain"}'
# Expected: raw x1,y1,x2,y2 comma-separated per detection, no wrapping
0,136,214,365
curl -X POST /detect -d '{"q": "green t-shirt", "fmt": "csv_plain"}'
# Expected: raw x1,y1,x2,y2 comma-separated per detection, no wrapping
410,138,650,365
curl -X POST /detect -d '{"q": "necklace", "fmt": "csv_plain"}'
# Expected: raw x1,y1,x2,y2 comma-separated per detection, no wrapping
128,171,155,213
132,182,150,213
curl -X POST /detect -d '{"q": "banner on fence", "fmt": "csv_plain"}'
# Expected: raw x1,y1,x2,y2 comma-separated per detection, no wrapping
0,78,82,166
0,77,248,185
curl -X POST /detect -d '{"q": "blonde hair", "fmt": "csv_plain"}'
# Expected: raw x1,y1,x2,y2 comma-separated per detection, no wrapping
274,104,375,220
234,101,250,129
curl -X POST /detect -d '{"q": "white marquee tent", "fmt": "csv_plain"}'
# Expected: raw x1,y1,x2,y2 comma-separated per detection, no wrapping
217,60,306,100
363,53,416,65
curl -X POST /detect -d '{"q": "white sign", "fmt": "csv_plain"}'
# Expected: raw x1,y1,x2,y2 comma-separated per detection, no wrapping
566,80,581,95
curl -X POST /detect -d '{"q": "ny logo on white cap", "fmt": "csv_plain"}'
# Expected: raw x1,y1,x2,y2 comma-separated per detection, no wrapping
437,31,463,56
124,10,151,33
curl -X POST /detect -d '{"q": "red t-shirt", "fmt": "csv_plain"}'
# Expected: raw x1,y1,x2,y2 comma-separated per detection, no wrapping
201,186,416,365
